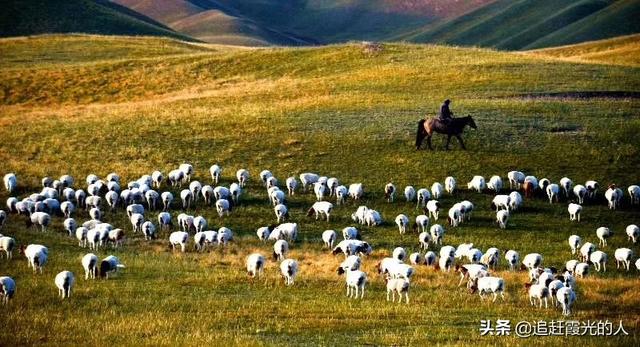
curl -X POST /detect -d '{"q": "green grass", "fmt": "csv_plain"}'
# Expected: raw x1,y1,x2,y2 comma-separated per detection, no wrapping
0,35,639,345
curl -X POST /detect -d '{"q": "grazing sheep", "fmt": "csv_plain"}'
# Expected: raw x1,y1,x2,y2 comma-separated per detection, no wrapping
217,227,233,246
0,276,16,304
157,212,172,231
459,200,474,222
416,189,430,209
82,253,98,280
126,204,144,218
564,260,579,274
313,182,328,201
259,170,273,186
60,201,75,218
307,201,333,222
168,169,185,188
538,178,550,192
161,192,173,211
335,185,348,205
76,227,88,247
467,176,485,193
522,253,542,270
0,236,15,259
418,231,432,250
266,176,278,190
246,253,265,278
579,242,596,262
496,210,509,229
456,264,488,287
491,195,510,212
55,271,75,299
526,283,550,308
507,171,525,190
568,203,582,222
481,248,500,269
332,240,371,257
487,175,502,193
322,230,337,248
392,247,407,262
413,215,429,233
437,255,454,272
271,223,298,242
574,262,589,278
409,252,423,265
348,183,364,200
236,169,249,188
299,173,319,192
430,224,444,245
604,185,623,210
27,212,51,232
129,213,144,234
105,191,119,211
585,180,599,199
559,177,573,197
568,235,582,255
395,214,409,234
614,248,633,271
384,183,396,202
89,207,102,221
628,185,640,205
273,240,289,261
280,259,298,286
22,244,48,273
425,200,440,220
193,216,207,233
404,186,416,202
194,232,207,252
470,277,505,302
255,226,270,242
589,250,608,272
326,177,339,196
274,204,289,223
522,181,535,199
344,269,367,299
364,209,382,227
286,177,298,196
216,199,231,217
386,278,410,304
3,173,17,193
546,184,560,204
596,227,613,247
178,164,193,183
445,176,456,194
572,184,587,204
99,255,125,279
145,190,160,211
63,218,77,236
431,182,443,200
180,189,193,209
423,251,436,267
466,248,483,264
209,165,222,185
508,191,523,211
270,188,285,206
169,231,189,252
337,255,361,274
557,286,577,316
151,171,163,188
204,230,218,247
626,224,639,244
142,221,156,240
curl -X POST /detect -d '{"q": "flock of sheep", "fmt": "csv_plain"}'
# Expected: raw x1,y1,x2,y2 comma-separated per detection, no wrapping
1,167,639,315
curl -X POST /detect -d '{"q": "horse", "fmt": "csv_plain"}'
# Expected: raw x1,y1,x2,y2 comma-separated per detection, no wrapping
415,116,477,150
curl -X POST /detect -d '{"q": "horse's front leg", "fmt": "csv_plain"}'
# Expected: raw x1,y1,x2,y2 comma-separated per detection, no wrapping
445,135,452,150
456,135,466,150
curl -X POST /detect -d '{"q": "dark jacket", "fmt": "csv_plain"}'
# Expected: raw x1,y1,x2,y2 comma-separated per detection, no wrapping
439,103,453,120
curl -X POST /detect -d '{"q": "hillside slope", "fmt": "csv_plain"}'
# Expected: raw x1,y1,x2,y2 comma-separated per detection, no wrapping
526,33,640,66
0,0,193,41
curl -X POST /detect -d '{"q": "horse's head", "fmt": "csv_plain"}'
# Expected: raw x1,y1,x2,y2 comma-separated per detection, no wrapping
467,116,478,129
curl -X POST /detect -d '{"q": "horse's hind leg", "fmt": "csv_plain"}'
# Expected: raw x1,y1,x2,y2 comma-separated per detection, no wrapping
456,135,466,150
427,135,434,150
445,135,452,150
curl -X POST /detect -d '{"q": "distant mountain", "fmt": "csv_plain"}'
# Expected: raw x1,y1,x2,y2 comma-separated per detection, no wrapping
0,0,192,41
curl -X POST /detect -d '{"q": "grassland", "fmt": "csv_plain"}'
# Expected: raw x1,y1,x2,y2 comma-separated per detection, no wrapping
0,34,639,345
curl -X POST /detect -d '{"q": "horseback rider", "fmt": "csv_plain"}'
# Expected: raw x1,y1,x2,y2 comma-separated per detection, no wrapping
439,99,454,124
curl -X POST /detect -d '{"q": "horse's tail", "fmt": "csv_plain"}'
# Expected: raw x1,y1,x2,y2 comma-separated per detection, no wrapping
415,119,427,149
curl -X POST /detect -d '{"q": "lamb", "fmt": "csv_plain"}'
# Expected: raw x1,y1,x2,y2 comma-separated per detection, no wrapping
344,269,367,299
76,227,88,247
384,183,396,202
496,210,509,229
596,227,613,247
509,191,523,211
157,212,172,231
286,177,298,196
546,184,560,204
431,182,443,199
507,171,525,190
236,169,249,188
142,221,156,240
418,232,432,250
573,184,587,204
0,236,15,259
430,224,444,245
274,204,289,223
246,253,265,278
568,203,582,222
273,239,289,261
467,176,485,193
579,242,596,262
626,224,639,244
425,200,440,220
491,195,510,212
63,218,77,236
404,186,416,202
589,250,608,272
568,235,582,255
161,192,173,211
557,287,577,316
99,255,125,279
416,189,430,209
0,276,16,304
335,185,348,205
585,180,599,199
629,185,640,205
348,183,364,200
392,247,407,262
55,271,75,299
209,165,222,185
307,201,333,222
521,253,542,270
470,277,505,302
604,185,623,210
299,173,319,192
168,169,185,187
413,215,429,233
614,248,633,271
395,214,409,234
526,283,550,308
27,212,51,232
217,227,233,246
322,230,337,248
487,175,502,193
280,259,298,286
169,231,189,252
337,255,361,274
445,176,456,194
3,173,17,193
215,199,231,217
60,201,75,218
386,278,410,304
81,253,98,279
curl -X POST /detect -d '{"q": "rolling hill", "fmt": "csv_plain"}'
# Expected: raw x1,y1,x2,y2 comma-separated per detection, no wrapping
526,33,640,66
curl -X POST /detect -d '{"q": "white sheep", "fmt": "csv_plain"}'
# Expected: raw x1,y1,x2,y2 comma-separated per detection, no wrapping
130,213,144,233
307,201,333,221
527,283,550,308
471,276,505,302
425,200,440,220
404,186,416,202
142,221,156,240
343,226,359,240
604,185,623,210
568,203,582,222
322,230,337,249
626,224,639,244
491,195,510,212
280,259,298,286
559,177,573,197
564,260,579,274
445,176,456,194
259,170,273,186
236,169,249,188
447,206,460,227
579,242,595,262
63,218,77,236
437,255,454,272
557,287,576,316
467,176,485,193
89,207,102,221
522,253,542,270
413,215,429,233
409,252,423,265
313,182,328,201
270,188,285,206
299,173,319,192
546,183,560,204
266,176,278,190
614,248,633,271
0,276,16,304
178,163,193,183
509,191,523,211
456,263,488,287
430,224,444,245
55,271,75,299
364,209,382,226
61,201,75,218
168,169,185,187
636,258,640,271
431,182,443,200
204,230,218,246
589,250,608,272
215,199,231,217
384,183,396,202
335,185,348,205
505,250,520,271
418,232,431,250
217,227,233,246
487,175,502,193
481,248,500,269
568,235,582,255
76,227,88,247
180,189,193,209
573,184,587,204
194,232,207,252
273,240,289,261
151,171,163,189
424,251,437,267
169,231,189,252
596,226,613,247
3,173,17,193
28,212,51,232
348,183,364,200
326,177,339,196
386,278,410,304
496,210,509,229
274,204,288,223
271,223,298,242
0,236,15,259
416,189,430,209
209,165,222,185
81,253,98,279
585,180,599,199
161,192,173,211
286,177,298,196
105,191,119,211
337,255,361,274
99,255,125,279
459,200,474,222
344,269,367,299
395,214,409,234
246,253,265,278
507,171,525,189
193,216,207,233
332,240,371,257
158,212,172,231
392,247,407,262
574,262,589,278
628,185,640,205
